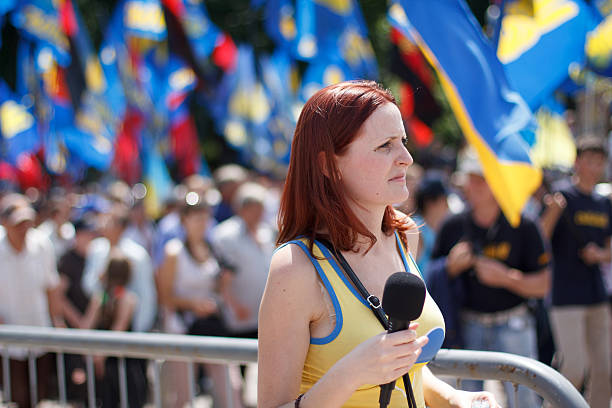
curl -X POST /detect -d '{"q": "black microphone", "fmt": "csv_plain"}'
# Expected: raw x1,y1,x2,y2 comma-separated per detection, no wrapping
379,272,427,408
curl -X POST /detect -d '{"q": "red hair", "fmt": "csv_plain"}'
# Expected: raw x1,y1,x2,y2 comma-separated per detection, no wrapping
277,80,414,253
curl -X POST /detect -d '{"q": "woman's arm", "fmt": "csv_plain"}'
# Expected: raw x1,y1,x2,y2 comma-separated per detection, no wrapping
422,366,500,408
258,244,428,408
111,292,137,331
80,294,102,330
218,269,251,321
257,244,341,407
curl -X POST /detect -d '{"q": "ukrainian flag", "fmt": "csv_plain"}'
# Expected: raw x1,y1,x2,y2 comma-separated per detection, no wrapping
586,7,612,76
389,0,541,227
498,0,599,110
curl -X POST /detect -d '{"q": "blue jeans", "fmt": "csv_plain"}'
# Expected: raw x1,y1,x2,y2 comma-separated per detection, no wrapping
461,307,540,408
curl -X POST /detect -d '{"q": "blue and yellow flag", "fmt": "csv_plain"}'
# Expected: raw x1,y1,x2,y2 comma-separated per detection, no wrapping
142,139,174,219
256,0,301,56
164,0,222,66
300,55,352,102
389,0,541,227
593,0,612,16
0,81,40,166
497,0,599,110
260,50,300,167
222,45,273,168
586,5,612,76
531,98,576,171
122,0,167,41
313,0,377,79
11,0,72,66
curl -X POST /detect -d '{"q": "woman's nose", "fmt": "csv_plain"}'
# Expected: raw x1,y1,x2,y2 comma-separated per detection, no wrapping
397,145,413,167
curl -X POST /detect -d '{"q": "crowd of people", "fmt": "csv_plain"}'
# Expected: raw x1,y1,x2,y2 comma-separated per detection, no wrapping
0,100,611,407
0,164,278,407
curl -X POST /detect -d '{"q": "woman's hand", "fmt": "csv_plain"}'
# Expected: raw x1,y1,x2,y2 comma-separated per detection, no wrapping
337,322,429,387
448,390,501,408
191,298,218,317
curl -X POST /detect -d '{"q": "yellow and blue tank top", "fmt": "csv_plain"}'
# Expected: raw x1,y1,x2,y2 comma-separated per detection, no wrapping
282,232,445,408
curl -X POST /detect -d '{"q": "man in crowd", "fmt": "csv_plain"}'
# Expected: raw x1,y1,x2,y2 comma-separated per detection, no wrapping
0,193,64,407
37,193,75,259
540,136,612,408
58,215,99,404
210,182,274,338
212,164,248,223
82,203,157,332
428,148,550,408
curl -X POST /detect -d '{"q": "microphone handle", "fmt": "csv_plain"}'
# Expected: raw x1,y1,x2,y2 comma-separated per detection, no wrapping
379,319,410,408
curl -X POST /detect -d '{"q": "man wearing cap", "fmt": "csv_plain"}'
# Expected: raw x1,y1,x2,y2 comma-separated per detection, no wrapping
540,136,612,408
209,182,274,338
212,164,248,223
0,193,64,407
428,147,550,408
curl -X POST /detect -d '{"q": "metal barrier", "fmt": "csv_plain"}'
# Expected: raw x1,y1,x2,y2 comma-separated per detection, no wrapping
0,325,588,408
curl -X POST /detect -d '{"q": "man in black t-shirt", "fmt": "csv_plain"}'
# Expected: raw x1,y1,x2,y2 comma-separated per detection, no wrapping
428,148,550,408
57,216,98,405
540,137,612,408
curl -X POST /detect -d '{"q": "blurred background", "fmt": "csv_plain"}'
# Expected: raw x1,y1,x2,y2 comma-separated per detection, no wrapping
0,0,610,217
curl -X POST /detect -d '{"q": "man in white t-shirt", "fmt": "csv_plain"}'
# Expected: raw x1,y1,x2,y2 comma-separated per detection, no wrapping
210,182,275,338
0,193,64,407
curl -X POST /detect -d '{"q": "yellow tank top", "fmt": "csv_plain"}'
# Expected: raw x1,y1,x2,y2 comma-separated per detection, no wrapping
286,233,445,408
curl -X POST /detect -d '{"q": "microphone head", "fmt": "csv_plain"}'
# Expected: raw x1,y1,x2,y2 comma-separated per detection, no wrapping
382,272,426,321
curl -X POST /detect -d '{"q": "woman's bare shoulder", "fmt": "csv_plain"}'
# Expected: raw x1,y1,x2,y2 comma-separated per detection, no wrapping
269,242,320,289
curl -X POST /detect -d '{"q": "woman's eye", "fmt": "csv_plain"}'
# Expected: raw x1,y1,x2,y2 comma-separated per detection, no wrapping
378,141,392,150
402,137,409,148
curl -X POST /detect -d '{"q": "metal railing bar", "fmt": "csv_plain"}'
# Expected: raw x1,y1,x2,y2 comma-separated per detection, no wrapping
2,349,10,402
57,352,66,405
118,357,128,408
85,355,95,408
224,365,234,408
0,326,258,364
152,360,162,408
428,349,589,408
28,353,37,407
187,361,196,407
0,326,589,408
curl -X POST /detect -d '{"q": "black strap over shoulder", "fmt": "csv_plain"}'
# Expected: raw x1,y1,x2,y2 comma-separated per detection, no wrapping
316,238,416,408
317,239,389,330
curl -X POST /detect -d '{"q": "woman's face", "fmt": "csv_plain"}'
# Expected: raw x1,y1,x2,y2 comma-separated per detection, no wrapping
182,208,209,241
335,103,413,209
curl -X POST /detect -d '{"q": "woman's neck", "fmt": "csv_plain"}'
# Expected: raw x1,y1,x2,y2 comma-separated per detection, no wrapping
185,236,208,262
346,202,388,251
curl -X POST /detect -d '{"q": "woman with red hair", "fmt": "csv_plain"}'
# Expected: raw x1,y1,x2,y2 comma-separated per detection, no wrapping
258,81,500,408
